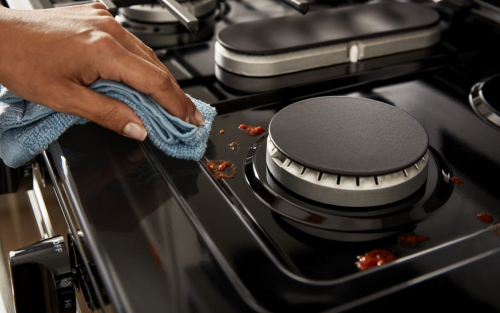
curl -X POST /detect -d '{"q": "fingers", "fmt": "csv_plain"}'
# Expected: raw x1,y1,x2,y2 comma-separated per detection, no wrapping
72,4,205,126
119,32,166,72
94,36,205,125
64,83,148,141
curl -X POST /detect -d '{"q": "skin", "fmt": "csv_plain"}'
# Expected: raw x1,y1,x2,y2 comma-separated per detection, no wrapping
0,3,205,141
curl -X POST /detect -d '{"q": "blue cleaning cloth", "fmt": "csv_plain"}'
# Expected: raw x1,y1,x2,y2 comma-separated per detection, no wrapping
0,79,216,168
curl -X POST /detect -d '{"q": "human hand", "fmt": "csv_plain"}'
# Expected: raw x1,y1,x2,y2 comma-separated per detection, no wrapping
0,3,205,141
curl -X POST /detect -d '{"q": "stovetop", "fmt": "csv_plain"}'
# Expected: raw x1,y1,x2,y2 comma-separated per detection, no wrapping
42,0,500,312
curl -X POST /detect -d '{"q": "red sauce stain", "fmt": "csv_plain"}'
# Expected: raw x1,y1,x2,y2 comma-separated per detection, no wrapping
149,244,162,268
218,161,230,171
477,213,494,223
239,124,264,136
228,141,240,151
450,176,463,184
356,249,395,271
489,223,500,235
205,160,237,180
397,233,429,248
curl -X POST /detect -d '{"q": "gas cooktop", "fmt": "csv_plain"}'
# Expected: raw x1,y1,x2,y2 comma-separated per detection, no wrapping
31,0,500,312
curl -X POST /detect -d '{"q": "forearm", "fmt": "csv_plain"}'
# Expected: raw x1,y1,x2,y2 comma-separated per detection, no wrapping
0,3,203,142
0,6,20,87
0,6,9,85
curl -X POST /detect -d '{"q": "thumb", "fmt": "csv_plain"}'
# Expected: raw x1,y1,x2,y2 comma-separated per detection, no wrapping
66,85,147,141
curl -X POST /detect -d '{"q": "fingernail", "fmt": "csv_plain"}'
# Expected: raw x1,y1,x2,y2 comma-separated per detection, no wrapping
194,109,205,126
123,123,148,141
185,116,190,124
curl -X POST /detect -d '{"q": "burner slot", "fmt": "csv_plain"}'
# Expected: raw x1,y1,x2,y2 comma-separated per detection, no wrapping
317,172,323,182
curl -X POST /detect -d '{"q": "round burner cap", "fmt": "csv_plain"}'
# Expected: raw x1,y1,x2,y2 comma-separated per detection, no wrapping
269,97,428,176
267,97,430,207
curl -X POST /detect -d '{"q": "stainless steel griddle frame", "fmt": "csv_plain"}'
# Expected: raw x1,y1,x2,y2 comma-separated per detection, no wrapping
215,24,441,77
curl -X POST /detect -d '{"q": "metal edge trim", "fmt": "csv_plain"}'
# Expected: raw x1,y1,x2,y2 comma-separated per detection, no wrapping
42,150,113,313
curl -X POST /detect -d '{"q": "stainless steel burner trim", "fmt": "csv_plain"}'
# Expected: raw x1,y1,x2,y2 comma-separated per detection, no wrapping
215,24,441,77
469,78,500,128
116,13,215,47
116,14,181,34
282,218,400,242
266,137,429,207
119,0,217,23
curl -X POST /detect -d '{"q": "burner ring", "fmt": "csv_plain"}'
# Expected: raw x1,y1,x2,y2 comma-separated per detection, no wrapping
267,137,430,207
244,134,454,240
469,74,500,129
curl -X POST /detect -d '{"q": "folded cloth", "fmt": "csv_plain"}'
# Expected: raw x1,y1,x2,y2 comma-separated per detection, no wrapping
0,79,216,168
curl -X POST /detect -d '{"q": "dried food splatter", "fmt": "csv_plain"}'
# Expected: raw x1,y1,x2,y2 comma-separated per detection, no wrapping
220,129,225,134
355,249,395,271
477,213,494,224
228,141,240,151
149,244,162,268
239,124,264,136
205,160,237,180
218,161,230,171
450,176,463,184
397,233,429,248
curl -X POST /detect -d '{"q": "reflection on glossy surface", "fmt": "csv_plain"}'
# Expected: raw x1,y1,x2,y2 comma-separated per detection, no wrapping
50,124,253,313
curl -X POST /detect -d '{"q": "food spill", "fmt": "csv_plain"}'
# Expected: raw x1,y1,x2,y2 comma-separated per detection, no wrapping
477,213,494,223
450,176,464,184
355,249,395,271
397,233,429,248
205,160,237,180
239,124,264,136
228,141,240,151
218,161,230,171
149,244,162,268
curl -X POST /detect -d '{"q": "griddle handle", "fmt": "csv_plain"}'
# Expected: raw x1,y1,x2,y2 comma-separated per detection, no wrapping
281,0,309,14
156,0,200,33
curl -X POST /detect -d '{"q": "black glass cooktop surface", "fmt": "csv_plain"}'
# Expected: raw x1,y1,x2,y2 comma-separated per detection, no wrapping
43,0,500,312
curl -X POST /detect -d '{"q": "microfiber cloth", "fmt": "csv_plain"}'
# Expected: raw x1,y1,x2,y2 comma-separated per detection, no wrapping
0,79,217,168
